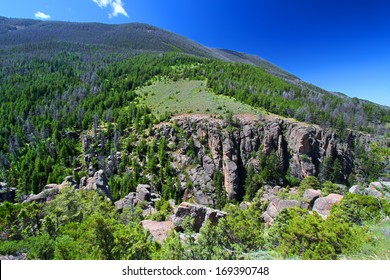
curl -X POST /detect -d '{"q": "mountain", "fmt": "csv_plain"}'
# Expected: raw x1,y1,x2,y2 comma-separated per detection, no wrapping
0,17,389,260
0,16,293,78
0,17,217,57
1,17,388,135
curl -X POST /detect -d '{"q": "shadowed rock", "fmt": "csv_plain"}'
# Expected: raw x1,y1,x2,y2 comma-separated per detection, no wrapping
83,170,112,200
303,189,322,209
136,184,151,202
313,193,344,218
171,202,226,232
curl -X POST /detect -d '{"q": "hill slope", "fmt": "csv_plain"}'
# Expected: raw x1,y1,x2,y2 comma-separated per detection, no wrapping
0,17,389,261
1,16,388,136
0,17,217,58
0,17,323,85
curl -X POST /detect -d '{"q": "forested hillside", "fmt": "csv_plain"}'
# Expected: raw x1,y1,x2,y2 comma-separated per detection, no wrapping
0,17,389,260
1,52,388,196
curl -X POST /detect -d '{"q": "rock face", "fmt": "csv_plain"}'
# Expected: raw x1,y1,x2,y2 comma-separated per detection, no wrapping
141,220,174,244
184,166,215,205
171,202,226,232
262,198,303,224
222,137,240,200
303,189,322,209
0,182,16,203
313,193,344,218
23,170,113,204
81,170,112,200
115,184,160,212
152,114,376,205
23,176,79,203
365,182,390,199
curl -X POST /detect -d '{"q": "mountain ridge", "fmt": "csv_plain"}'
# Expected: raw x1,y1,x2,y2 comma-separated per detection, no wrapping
0,16,324,91
2,16,388,113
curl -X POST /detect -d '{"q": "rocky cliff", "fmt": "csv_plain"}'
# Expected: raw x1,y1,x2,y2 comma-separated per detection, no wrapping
150,114,383,205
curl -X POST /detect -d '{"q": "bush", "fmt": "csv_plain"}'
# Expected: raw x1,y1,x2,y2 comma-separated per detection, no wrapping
298,176,321,194
322,181,346,196
331,193,386,225
27,233,55,260
220,204,265,251
0,240,28,255
154,231,184,260
268,208,365,259
54,235,82,260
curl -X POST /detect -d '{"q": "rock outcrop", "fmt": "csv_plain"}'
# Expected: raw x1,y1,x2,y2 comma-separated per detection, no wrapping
261,198,304,224
23,176,78,203
349,185,361,194
365,186,383,198
0,253,27,260
23,170,113,204
115,184,161,212
141,220,174,244
151,114,376,205
0,182,16,203
313,193,344,218
136,184,151,202
170,202,226,232
303,189,322,208
365,182,390,199
115,192,138,212
260,181,389,224
80,170,112,200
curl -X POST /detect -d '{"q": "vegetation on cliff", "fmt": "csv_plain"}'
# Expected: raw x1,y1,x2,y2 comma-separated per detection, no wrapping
0,18,389,260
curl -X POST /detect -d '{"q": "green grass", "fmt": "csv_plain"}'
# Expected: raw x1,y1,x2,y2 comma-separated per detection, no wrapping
137,79,264,118
344,219,390,260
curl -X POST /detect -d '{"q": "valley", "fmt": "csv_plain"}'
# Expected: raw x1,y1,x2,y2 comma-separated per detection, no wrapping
0,17,389,261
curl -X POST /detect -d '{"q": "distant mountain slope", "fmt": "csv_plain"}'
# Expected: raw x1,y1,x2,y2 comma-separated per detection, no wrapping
0,17,217,58
0,16,388,135
0,17,299,79
211,48,299,82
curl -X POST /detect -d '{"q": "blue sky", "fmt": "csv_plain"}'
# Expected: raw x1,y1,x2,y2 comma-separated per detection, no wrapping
1,0,389,106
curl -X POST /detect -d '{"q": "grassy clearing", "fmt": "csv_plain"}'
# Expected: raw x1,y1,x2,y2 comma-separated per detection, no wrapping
136,79,264,118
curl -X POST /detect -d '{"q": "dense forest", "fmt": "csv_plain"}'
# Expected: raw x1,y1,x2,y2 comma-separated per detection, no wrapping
0,52,388,197
0,18,389,260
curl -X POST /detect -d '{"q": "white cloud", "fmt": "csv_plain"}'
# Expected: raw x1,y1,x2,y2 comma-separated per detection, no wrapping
35,11,51,20
110,0,129,18
92,0,129,18
92,0,111,8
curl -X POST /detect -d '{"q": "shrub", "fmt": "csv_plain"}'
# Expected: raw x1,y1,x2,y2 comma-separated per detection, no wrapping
0,240,28,255
331,193,386,225
268,208,365,259
27,233,55,260
298,176,321,194
54,235,82,260
322,181,346,196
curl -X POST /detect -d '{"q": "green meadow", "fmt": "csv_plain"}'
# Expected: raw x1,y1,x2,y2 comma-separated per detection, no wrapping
137,79,264,118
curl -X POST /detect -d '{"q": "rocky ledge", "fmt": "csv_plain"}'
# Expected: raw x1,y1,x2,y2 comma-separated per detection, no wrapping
152,114,381,205
22,170,112,204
